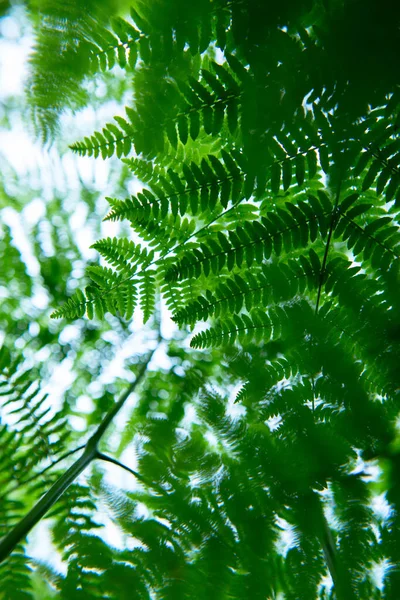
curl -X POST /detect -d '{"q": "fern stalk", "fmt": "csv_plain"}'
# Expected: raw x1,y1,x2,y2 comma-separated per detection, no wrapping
0,349,156,563
315,182,342,313
95,451,165,495
0,446,94,563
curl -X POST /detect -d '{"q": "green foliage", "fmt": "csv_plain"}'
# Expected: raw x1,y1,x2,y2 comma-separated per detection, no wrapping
1,1,400,599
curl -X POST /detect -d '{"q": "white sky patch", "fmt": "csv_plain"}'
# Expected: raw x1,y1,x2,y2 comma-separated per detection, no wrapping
274,377,292,392
371,559,392,591
0,129,43,177
318,573,333,596
69,415,87,432
28,321,40,336
98,330,152,385
27,521,66,576
69,201,97,260
265,414,282,432
0,13,32,97
213,46,225,65
204,429,218,448
135,502,150,520
275,516,298,557
226,398,246,420
30,286,50,310
96,515,126,550
75,394,95,414
2,206,41,275
181,403,198,430
101,217,121,239
58,323,81,345
23,197,46,225
349,452,381,483
160,295,178,340
371,493,392,522
41,357,76,412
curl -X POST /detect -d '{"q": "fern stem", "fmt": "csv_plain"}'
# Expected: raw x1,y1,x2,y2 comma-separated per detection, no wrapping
0,447,94,564
95,452,165,495
319,512,351,600
315,183,342,313
0,347,157,564
86,349,155,449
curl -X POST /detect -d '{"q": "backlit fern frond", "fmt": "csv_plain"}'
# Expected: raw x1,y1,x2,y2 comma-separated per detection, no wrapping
50,274,138,321
351,100,400,204
105,151,248,224
191,307,273,349
69,53,243,160
191,300,314,349
87,14,141,72
27,0,139,141
167,193,331,282
335,200,400,271
70,109,135,159
19,1,400,598
138,270,157,324
91,237,154,274
173,250,321,326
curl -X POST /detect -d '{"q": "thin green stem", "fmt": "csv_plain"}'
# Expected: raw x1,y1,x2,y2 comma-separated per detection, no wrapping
86,353,153,450
95,452,165,495
315,183,342,314
319,510,350,600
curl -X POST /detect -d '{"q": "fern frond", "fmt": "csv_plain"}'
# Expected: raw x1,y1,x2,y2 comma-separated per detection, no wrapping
27,1,143,140
335,197,400,271
91,237,154,274
168,194,331,282
50,288,87,320
70,110,135,159
86,265,125,289
190,308,272,348
88,15,140,72
71,47,244,160
0,543,33,599
138,270,157,324
51,274,138,321
173,252,321,326
0,345,73,528
351,102,400,203
191,298,314,349
105,152,248,226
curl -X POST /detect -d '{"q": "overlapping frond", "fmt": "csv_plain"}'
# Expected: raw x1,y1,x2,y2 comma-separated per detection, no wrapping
105,151,250,223
173,251,321,326
166,192,331,283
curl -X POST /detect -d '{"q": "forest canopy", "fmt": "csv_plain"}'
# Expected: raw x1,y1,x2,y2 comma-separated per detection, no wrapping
0,1,400,598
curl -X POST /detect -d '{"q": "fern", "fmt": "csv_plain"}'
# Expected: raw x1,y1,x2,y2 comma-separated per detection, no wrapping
105,152,248,224
2,1,400,598
173,251,321,326
91,237,154,273
50,273,139,321
166,192,331,283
